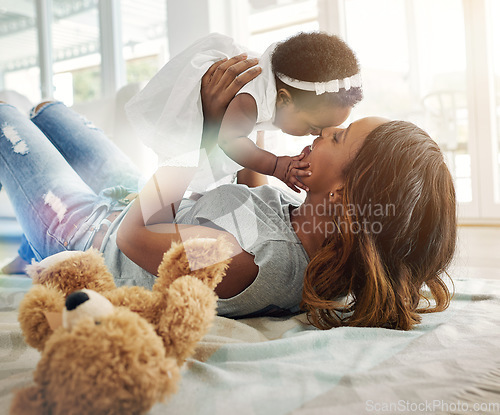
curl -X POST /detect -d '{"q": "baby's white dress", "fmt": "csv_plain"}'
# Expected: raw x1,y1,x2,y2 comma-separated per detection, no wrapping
126,33,279,193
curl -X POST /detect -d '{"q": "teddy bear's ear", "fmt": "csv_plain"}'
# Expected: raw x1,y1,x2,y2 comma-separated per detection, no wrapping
18,284,65,351
155,237,233,291
25,250,78,280
10,385,47,415
27,249,116,294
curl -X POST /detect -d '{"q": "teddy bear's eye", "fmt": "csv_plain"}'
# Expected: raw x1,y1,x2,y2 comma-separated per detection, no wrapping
95,321,101,325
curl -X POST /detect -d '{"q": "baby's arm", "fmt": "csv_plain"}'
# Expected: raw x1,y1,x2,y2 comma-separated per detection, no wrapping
218,94,310,192
218,94,272,172
236,131,268,187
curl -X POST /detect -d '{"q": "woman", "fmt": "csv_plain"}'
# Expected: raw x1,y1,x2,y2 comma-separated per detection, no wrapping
0,61,456,331
116,117,456,329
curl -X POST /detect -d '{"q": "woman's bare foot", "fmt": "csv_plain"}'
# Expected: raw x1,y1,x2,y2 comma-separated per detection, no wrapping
1,255,29,274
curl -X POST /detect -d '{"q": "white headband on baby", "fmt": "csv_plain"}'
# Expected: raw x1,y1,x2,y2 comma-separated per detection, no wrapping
276,72,362,95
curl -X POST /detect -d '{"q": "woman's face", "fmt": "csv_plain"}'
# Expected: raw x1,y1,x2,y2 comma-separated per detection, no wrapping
299,117,389,195
274,102,351,136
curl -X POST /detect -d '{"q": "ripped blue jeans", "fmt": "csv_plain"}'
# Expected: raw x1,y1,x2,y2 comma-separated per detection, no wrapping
0,102,142,262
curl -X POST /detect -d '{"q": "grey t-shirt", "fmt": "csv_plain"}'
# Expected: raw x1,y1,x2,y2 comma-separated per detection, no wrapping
101,184,310,318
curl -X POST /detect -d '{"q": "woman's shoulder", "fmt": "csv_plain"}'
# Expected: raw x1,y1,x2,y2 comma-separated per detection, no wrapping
211,183,302,206
195,184,280,215
182,184,302,244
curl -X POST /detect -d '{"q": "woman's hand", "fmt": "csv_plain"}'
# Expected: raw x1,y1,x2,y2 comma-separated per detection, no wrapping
201,54,262,126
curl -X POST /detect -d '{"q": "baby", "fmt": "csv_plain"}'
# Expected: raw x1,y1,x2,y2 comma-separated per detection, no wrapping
126,31,362,197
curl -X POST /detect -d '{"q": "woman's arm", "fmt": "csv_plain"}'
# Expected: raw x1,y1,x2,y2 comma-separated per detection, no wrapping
117,56,262,297
236,131,268,187
116,197,258,298
134,56,264,225
201,55,262,141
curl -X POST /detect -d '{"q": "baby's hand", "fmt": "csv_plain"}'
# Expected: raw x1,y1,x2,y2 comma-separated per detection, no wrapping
273,154,311,193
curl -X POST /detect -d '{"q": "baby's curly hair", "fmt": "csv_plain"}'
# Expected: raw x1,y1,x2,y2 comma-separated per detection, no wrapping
271,31,363,108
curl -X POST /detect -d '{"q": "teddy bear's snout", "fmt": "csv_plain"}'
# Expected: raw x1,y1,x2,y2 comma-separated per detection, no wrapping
66,291,90,311
62,289,115,331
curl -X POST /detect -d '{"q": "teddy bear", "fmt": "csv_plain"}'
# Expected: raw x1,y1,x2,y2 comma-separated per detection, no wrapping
10,237,233,415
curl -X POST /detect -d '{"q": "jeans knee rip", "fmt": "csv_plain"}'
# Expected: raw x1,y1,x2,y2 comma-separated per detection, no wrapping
1,123,29,155
78,115,99,131
44,191,67,223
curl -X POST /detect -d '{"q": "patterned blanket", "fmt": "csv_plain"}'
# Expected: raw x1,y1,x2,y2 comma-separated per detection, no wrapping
1,276,500,415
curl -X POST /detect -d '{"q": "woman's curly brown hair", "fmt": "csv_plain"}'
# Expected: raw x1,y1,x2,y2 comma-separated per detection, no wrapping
271,31,363,108
301,121,457,330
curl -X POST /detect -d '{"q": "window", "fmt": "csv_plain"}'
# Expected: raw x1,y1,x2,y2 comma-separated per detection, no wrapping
121,0,168,85
0,2,41,104
1,0,169,107
52,0,101,106
248,0,318,52
1,0,497,219
491,0,500,202
345,0,472,203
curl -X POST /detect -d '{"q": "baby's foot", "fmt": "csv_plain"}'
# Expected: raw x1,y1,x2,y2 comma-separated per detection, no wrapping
1,255,29,275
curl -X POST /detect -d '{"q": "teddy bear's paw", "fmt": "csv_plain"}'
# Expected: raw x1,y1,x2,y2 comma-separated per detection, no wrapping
106,286,162,326
27,249,116,294
10,385,47,415
156,237,234,291
18,284,65,351
158,275,218,364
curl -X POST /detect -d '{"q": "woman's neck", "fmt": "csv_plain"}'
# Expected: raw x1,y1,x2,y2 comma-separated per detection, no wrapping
290,194,334,259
